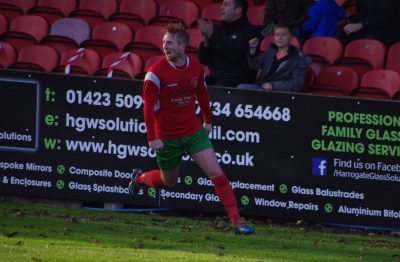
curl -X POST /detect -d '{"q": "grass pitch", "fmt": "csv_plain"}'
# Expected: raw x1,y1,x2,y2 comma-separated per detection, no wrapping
0,199,399,261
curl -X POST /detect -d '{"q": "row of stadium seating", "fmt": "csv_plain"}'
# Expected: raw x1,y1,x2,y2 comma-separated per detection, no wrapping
2,11,399,68
300,36,400,100
3,0,397,100
0,0,357,33
1,39,400,100
0,43,155,79
0,0,267,31
0,16,204,61
1,14,399,76
306,67,400,100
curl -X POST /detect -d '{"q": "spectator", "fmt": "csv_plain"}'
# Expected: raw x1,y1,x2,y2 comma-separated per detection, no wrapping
198,0,259,87
338,0,398,46
303,0,345,37
263,0,314,43
238,24,310,92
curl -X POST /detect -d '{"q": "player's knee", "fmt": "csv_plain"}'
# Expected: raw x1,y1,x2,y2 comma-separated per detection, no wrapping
207,169,223,179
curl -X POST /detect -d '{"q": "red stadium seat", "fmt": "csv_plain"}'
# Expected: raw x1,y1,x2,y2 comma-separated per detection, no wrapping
191,0,214,9
81,22,133,59
28,0,78,24
0,13,8,35
185,28,202,62
145,54,164,70
41,18,91,56
0,15,49,52
55,48,101,75
260,34,301,52
343,4,357,16
124,25,165,65
247,5,265,26
0,42,16,68
248,0,268,6
186,28,202,51
342,0,357,5
334,39,386,79
155,0,166,5
302,66,315,92
201,3,221,24
9,45,59,72
351,69,400,99
303,37,343,76
0,0,34,13
0,0,35,22
386,42,400,75
335,0,346,5
311,66,358,96
340,0,358,17
95,51,143,79
149,0,200,28
157,0,214,9
110,0,158,32
70,0,118,29
135,54,164,79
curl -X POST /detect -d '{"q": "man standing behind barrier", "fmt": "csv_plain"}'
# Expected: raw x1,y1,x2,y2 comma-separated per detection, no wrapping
129,23,255,235
197,0,259,87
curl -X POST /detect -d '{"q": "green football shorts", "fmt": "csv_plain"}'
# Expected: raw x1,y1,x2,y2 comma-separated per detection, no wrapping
156,128,213,171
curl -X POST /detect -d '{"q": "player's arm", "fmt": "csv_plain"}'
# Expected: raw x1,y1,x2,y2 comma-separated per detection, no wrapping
194,74,212,131
142,75,164,150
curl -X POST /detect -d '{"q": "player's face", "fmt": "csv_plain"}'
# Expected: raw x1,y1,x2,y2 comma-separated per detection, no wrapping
221,0,241,23
162,33,185,63
274,27,291,49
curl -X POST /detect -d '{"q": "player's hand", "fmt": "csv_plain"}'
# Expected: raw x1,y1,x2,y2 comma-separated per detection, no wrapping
149,139,164,150
203,123,212,133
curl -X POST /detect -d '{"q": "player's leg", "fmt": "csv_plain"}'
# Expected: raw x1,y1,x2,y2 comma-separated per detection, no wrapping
129,139,183,192
134,166,180,188
188,129,255,234
160,166,180,187
190,147,239,223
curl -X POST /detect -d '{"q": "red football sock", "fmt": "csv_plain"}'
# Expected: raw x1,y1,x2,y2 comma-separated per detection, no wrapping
212,174,240,226
135,170,165,188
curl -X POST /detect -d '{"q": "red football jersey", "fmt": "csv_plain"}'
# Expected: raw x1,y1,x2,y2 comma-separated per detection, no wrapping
142,57,211,141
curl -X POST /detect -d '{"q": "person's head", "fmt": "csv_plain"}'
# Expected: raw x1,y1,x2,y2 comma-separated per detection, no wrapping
162,23,189,65
221,0,248,23
273,24,292,49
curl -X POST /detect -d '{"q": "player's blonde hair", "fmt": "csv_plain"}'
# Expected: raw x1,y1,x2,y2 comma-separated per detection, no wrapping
165,23,189,46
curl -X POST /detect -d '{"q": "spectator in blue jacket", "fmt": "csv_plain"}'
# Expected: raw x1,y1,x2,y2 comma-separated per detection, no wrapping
303,0,345,37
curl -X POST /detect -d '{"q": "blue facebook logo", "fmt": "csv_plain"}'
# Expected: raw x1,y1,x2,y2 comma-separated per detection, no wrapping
312,158,328,176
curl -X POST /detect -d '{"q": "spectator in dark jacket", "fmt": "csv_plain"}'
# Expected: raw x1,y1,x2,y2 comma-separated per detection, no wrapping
238,24,310,92
263,0,314,43
338,0,398,46
198,0,259,87
303,0,345,37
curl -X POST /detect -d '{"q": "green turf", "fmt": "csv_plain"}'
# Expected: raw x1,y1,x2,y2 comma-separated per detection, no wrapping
0,200,399,261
